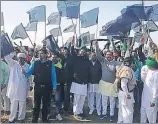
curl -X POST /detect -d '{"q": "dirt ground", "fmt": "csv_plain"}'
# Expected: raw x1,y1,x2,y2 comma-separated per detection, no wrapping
1,91,141,123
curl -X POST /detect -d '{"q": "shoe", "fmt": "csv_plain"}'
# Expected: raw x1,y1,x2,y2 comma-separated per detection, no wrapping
100,114,107,119
97,111,101,116
8,120,15,123
56,114,63,121
110,116,114,122
89,110,94,115
72,114,82,120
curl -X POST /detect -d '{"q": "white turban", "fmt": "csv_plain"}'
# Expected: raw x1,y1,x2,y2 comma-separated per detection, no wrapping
17,53,26,58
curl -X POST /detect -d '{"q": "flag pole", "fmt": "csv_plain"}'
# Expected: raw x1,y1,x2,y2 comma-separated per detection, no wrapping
34,30,37,44
43,7,46,47
78,6,81,38
96,23,99,39
71,18,77,40
59,20,64,47
21,23,34,47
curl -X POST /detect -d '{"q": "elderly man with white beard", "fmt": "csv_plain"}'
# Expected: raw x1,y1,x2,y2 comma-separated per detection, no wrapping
141,57,158,123
4,52,30,123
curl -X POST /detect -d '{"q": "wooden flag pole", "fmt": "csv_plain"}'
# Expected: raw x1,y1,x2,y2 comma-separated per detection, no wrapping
58,20,65,47
21,23,34,47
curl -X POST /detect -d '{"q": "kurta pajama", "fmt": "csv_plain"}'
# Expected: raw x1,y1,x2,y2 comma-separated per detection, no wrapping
141,67,158,123
70,82,87,115
117,78,135,123
88,83,101,114
4,54,28,122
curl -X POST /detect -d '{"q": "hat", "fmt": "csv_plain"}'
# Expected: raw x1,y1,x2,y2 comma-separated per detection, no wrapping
17,53,26,58
121,44,127,51
146,57,158,69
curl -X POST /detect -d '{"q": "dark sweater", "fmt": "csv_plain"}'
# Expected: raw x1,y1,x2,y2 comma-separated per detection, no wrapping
90,61,102,84
71,46,91,84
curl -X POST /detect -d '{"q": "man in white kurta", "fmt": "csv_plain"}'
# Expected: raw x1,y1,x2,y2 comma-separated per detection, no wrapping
4,52,29,122
88,52,102,116
141,57,158,123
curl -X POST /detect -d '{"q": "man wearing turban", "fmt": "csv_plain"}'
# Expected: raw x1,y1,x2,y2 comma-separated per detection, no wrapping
140,57,158,123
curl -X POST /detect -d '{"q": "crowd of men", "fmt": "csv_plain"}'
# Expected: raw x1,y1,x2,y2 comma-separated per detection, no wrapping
1,35,158,123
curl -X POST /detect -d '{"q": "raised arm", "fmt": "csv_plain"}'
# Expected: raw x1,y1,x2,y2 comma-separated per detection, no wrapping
25,62,35,77
4,53,17,67
141,66,148,83
111,39,117,52
95,41,105,63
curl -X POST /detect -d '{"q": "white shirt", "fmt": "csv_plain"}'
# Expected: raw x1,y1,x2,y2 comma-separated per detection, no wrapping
142,69,158,108
5,54,29,101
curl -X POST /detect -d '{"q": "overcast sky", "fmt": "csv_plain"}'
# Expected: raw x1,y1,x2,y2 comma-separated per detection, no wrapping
1,1,158,48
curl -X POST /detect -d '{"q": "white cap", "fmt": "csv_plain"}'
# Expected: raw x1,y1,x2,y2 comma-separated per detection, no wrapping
17,53,26,58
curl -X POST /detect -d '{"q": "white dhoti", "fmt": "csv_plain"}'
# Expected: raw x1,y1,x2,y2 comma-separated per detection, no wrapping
140,105,157,123
1,85,10,111
9,99,26,122
70,82,87,115
117,90,134,123
88,84,101,113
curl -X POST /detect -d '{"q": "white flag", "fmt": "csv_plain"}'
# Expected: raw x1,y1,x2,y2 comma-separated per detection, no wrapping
11,23,28,40
90,34,95,40
47,12,61,25
50,27,62,37
63,24,76,33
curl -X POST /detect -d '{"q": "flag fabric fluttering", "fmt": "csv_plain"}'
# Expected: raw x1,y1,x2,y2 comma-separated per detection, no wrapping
25,21,38,31
78,32,91,48
133,20,158,33
11,23,28,40
90,34,95,40
44,35,60,53
50,27,62,37
27,5,46,22
63,24,76,33
121,4,152,21
134,32,143,43
80,7,99,28
0,34,14,57
148,4,158,21
47,12,61,25
103,9,141,35
57,1,81,19
65,37,72,49
145,20,158,32
1,12,4,26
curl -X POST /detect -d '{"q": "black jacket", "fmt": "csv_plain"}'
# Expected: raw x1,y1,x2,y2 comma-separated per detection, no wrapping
55,51,73,84
90,61,102,84
71,46,91,84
